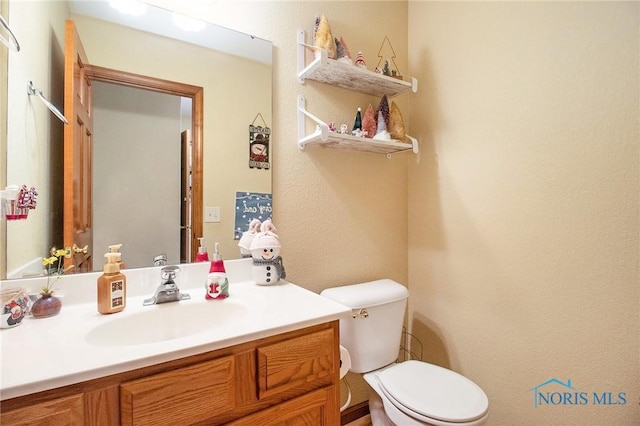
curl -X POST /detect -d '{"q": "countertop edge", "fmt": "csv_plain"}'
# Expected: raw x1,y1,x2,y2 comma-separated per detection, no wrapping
0,310,349,401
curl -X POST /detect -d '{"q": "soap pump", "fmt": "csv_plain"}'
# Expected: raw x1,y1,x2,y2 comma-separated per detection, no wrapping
97,252,127,314
194,237,210,262
205,243,229,300
108,244,126,270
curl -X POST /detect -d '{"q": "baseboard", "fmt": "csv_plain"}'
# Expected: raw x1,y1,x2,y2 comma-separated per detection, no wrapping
341,401,370,425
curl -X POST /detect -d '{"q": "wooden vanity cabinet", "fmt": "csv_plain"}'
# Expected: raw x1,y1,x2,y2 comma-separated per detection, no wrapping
0,321,340,426
0,393,85,425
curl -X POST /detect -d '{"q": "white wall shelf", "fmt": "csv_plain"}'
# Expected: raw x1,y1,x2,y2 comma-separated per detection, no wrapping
296,29,419,158
297,96,418,158
297,30,418,98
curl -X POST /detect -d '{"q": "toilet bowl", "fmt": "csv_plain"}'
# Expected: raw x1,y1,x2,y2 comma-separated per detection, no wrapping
364,361,489,426
320,279,489,426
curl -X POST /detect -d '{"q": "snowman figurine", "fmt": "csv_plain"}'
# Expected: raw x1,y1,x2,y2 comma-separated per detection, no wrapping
250,220,286,285
238,218,261,258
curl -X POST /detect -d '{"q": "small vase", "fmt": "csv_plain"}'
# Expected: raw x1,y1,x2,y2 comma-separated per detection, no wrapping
31,293,62,318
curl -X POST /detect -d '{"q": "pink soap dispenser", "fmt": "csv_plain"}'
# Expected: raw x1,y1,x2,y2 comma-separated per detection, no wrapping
205,243,229,300
194,237,209,262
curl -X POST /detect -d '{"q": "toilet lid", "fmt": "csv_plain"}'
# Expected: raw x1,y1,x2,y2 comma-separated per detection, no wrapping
378,360,489,423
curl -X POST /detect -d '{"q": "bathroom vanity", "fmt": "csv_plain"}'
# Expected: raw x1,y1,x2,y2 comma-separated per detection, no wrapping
0,260,351,425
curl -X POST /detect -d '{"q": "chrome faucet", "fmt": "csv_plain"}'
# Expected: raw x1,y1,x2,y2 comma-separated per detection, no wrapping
143,265,191,306
153,254,167,266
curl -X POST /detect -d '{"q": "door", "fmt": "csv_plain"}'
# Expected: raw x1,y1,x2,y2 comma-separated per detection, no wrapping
63,20,93,272
78,65,204,269
180,129,192,263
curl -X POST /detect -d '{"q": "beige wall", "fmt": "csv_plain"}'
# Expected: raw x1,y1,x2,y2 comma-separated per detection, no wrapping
5,0,68,275
408,2,639,425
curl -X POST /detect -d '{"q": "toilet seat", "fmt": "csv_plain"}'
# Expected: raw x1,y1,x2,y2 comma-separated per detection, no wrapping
377,360,489,424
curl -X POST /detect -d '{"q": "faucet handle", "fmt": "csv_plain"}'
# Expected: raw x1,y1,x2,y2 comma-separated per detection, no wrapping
161,265,180,283
143,265,190,306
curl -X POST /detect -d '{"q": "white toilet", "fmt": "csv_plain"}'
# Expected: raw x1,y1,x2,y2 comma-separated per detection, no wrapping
321,279,489,426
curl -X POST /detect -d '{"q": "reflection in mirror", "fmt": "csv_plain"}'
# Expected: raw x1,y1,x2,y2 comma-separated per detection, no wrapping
3,0,272,279
88,74,198,271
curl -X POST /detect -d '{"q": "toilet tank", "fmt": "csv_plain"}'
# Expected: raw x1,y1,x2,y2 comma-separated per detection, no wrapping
321,279,409,373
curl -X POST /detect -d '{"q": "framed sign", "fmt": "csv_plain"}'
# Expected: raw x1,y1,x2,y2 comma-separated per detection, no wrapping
234,191,272,239
249,113,270,170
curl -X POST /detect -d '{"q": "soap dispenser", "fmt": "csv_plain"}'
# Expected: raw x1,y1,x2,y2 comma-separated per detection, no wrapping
194,237,210,262
205,243,229,300
108,244,126,270
97,252,127,314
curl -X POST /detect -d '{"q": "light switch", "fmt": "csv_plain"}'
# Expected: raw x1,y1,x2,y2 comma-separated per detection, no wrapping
205,206,220,223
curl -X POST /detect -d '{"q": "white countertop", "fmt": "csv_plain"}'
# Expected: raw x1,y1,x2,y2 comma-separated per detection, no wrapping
0,259,351,400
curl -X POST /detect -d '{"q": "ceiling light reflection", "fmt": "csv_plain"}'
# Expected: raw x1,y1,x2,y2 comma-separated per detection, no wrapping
108,0,147,17
172,13,206,33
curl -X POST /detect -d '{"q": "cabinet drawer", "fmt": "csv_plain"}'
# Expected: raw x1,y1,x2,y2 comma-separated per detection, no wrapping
228,386,339,426
120,355,235,426
257,328,336,400
1,393,84,426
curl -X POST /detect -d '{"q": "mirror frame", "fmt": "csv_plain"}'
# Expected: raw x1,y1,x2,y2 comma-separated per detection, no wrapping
83,64,204,262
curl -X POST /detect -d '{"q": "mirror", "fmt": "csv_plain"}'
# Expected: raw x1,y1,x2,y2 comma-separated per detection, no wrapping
2,0,272,279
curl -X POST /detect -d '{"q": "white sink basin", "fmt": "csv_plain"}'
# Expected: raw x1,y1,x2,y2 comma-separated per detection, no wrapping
86,301,247,346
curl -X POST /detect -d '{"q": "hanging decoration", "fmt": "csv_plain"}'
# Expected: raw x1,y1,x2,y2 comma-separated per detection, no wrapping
375,36,403,80
249,113,270,170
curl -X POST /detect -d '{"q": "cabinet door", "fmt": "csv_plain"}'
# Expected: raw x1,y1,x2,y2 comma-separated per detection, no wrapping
120,355,236,426
1,393,85,426
228,386,340,426
257,328,336,400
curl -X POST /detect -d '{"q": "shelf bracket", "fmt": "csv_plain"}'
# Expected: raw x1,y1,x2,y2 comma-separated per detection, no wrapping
297,95,328,149
384,135,419,159
406,135,419,154
297,29,327,84
409,78,418,94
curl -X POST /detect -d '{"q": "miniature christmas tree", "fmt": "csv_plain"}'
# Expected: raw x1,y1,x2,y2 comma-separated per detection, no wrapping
382,59,391,76
335,37,354,64
340,36,353,60
376,95,390,130
335,38,345,59
376,36,402,79
312,15,320,44
374,110,390,140
362,104,377,138
314,15,336,59
352,107,362,134
389,101,405,141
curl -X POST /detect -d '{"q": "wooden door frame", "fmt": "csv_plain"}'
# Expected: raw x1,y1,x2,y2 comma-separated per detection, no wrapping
85,65,204,262
64,20,93,272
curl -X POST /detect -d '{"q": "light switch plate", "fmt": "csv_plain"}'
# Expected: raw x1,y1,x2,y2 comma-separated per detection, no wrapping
205,206,220,223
